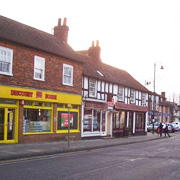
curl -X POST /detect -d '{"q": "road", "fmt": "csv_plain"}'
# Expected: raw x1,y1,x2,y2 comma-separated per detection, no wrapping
1,133,180,180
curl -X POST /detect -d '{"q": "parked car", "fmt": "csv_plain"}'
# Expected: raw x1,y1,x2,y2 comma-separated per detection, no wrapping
147,122,174,133
162,123,173,133
168,123,176,133
172,122,180,131
147,123,159,132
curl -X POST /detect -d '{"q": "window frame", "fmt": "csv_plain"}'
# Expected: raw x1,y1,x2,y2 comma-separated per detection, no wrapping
89,78,97,98
23,101,53,134
130,89,135,104
142,93,146,106
57,104,79,133
117,86,124,102
33,55,45,81
0,46,13,76
63,64,73,86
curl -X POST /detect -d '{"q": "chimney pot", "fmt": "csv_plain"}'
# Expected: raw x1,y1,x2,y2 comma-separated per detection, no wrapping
63,18,67,26
96,40,99,47
88,40,101,61
54,18,69,43
58,18,61,26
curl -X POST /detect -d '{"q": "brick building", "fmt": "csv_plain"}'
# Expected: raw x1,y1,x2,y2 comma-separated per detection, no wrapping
0,16,83,143
78,41,149,138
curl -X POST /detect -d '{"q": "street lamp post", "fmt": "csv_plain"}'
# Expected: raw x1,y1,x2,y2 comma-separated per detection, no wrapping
67,103,71,148
152,63,164,134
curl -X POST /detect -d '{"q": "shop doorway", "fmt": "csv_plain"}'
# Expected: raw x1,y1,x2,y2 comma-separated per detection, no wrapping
128,112,133,135
0,108,16,142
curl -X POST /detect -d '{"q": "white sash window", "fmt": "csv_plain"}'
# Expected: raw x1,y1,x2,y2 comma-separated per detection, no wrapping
0,46,13,76
63,64,73,86
34,56,45,81
117,86,124,102
130,89,135,104
89,79,97,98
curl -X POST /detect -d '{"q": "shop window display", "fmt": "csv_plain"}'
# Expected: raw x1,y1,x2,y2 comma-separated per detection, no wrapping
57,111,78,130
23,109,51,133
93,110,100,131
113,111,125,130
135,112,145,130
83,109,101,132
83,109,92,132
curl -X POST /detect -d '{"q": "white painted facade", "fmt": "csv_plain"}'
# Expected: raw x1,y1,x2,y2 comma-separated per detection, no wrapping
81,76,149,138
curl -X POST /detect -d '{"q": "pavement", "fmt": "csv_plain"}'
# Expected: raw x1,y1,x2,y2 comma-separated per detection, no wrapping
0,132,174,162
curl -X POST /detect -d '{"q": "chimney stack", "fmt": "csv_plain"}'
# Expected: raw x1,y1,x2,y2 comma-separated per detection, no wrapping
161,92,166,103
88,40,101,61
54,18,69,43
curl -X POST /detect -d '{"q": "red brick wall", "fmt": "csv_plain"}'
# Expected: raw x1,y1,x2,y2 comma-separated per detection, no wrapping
0,41,82,143
0,41,82,95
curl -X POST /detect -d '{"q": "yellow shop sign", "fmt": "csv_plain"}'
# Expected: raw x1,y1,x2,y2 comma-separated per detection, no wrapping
0,85,82,104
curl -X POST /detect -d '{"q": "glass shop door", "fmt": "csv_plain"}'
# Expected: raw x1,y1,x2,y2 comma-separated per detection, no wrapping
0,108,16,143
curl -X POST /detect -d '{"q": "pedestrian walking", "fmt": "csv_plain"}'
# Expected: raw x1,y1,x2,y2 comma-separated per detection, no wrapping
164,124,170,137
158,122,163,137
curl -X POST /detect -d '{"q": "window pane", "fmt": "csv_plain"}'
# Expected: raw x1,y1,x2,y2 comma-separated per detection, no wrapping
72,105,78,109
0,62,10,72
117,86,124,101
0,46,13,75
34,102,42,106
24,101,32,106
57,111,78,130
57,104,63,108
0,99,16,104
35,69,43,79
34,56,45,80
63,64,73,85
83,109,92,132
64,67,72,76
130,90,135,103
142,93,146,105
64,76,71,84
89,79,96,97
23,109,51,133
93,110,100,131
44,103,51,107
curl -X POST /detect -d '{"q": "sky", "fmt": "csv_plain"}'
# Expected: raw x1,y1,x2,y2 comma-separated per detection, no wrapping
1,0,180,103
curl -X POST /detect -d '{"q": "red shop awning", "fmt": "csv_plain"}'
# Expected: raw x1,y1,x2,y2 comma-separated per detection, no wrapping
115,102,148,112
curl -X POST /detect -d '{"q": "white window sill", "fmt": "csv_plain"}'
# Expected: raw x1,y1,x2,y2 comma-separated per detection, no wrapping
33,78,45,81
0,72,13,76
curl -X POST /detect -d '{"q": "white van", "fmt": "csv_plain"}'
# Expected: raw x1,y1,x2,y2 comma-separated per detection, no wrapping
172,122,180,131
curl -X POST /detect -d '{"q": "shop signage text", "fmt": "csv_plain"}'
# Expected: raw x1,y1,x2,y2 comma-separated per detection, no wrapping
45,94,57,100
11,90,33,97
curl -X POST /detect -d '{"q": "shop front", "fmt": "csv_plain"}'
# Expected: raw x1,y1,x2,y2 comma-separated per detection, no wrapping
0,85,82,143
81,101,107,138
113,102,148,137
0,99,18,143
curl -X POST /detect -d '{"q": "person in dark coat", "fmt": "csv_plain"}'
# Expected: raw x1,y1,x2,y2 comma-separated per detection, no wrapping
158,122,163,137
164,124,170,137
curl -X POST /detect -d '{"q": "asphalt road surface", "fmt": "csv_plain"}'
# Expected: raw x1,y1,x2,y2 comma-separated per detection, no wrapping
1,133,180,180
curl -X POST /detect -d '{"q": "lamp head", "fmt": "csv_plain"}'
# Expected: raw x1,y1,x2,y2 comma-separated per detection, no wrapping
160,66,164,70
146,82,151,85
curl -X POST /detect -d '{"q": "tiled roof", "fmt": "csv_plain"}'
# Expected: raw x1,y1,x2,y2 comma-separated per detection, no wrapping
78,53,149,92
0,15,83,63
